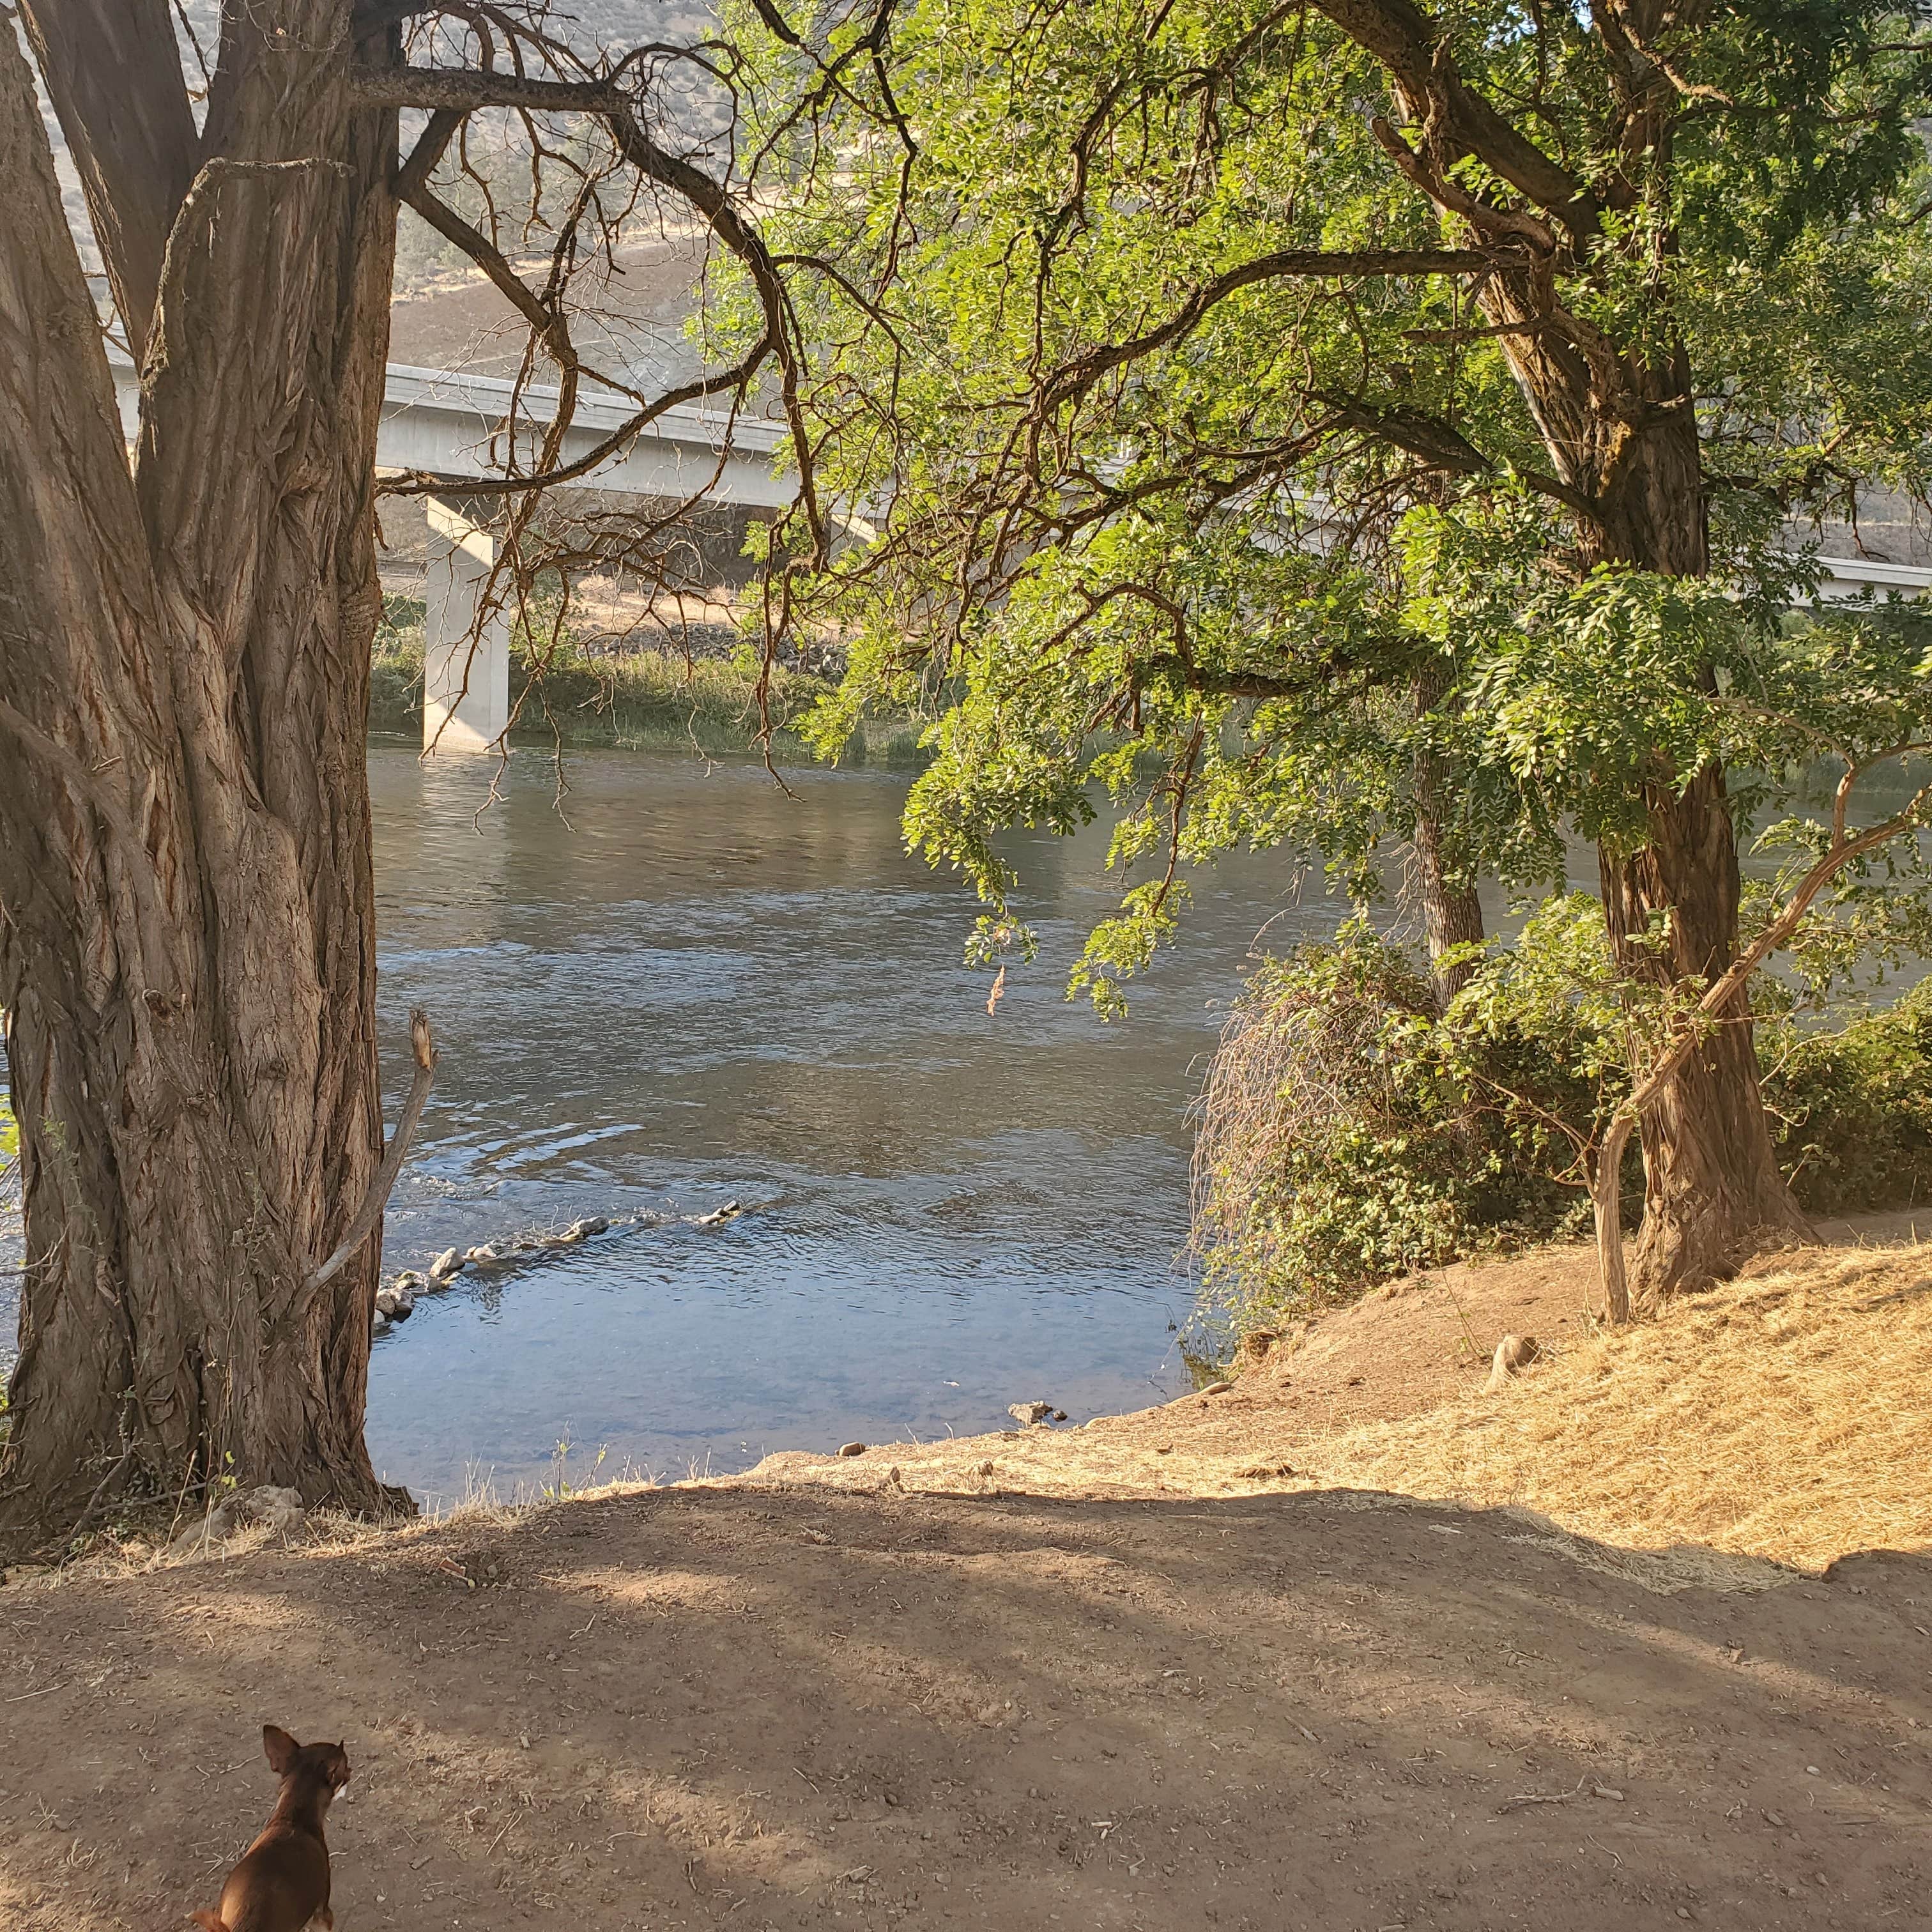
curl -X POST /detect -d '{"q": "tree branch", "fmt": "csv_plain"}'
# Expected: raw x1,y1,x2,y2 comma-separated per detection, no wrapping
1040,248,1501,411
305,1009,437,1294
604,107,826,557
1312,0,1599,242
351,61,632,114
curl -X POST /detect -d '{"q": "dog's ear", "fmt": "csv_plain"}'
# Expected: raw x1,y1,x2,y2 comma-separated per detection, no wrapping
263,1725,300,1774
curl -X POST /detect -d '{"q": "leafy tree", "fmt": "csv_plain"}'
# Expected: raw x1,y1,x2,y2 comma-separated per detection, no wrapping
734,0,1932,1301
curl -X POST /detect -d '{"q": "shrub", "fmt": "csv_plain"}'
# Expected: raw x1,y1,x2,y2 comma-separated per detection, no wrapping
1193,905,1932,1328
1759,984,1932,1215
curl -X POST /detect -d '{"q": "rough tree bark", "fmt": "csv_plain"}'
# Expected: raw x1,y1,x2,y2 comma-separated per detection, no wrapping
1410,666,1485,1009
0,1,407,1532
1578,420,1813,1296
1322,0,1817,1300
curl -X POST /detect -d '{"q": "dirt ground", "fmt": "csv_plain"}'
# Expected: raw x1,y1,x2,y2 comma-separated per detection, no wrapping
3,1235,1929,1931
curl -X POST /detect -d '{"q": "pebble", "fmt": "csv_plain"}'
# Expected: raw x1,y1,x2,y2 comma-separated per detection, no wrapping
372,1312,391,1337
1201,1380,1234,1397
836,1441,866,1458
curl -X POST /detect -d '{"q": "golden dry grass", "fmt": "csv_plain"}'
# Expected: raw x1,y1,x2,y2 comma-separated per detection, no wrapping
1271,1243,1932,1572
750,1239,1932,1580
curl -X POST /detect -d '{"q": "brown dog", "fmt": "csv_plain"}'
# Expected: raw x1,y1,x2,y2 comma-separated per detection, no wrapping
191,1725,351,1932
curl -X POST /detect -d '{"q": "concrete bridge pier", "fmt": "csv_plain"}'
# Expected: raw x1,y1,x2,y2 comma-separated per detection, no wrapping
424,493,510,754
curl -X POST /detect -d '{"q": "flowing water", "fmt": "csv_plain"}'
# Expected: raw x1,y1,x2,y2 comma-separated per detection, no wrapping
355,746,1328,1505
0,745,1324,1505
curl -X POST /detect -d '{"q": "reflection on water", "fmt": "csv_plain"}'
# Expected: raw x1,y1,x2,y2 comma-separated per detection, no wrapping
361,746,1324,1504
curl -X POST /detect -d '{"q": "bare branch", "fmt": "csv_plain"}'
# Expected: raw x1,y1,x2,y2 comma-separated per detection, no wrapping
351,61,632,114
305,1009,438,1294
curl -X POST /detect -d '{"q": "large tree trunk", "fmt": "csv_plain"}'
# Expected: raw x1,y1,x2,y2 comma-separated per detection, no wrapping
1478,274,1811,1296
1596,766,1811,1300
1411,666,1484,1008
0,3,408,1535
1579,417,1811,1296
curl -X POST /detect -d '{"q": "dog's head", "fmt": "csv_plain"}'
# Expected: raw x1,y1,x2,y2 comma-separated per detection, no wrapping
263,1725,352,1798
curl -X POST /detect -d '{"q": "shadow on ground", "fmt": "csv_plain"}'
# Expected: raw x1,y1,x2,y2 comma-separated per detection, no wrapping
1,1483,1926,1929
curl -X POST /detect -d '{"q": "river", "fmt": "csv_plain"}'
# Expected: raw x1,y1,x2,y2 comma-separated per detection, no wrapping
0,745,1320,1506
355,745,1322,1505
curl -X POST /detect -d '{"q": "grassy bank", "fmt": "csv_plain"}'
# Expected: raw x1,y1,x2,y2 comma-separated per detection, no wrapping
751,1229,1932,1575
371,604,927,765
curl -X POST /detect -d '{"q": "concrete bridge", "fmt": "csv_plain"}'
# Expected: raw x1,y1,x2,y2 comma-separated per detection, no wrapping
109,351,792,752
108,352,1929,754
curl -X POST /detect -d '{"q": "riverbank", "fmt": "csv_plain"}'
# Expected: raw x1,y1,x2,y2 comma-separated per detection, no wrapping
369,620,928,764
4,1234,1928,1929
754,1223,1932,1576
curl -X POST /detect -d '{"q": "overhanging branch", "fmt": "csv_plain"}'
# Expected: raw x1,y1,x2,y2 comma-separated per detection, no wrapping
351,61,633,114
1041,247,1502,411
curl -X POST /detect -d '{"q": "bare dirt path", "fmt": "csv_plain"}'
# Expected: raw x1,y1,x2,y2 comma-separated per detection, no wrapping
3,1475,1928,1931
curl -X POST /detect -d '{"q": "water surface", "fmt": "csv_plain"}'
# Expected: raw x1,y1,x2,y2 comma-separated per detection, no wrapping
360,746,1321,1503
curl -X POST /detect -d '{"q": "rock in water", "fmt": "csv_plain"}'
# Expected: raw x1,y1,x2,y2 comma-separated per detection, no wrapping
564,1216,609,1241
429,1248,464,1282
374,1286,413,1321
694,1200,742,1227
1484,1333,1542,1393
371,1312,391,1338
393,1269,427,1292
1008,1401,1053,1427
464,1244,500,1266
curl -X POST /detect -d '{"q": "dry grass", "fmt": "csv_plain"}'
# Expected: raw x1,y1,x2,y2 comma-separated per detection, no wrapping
750,1239,1932,1581
1301,1244,1932,1572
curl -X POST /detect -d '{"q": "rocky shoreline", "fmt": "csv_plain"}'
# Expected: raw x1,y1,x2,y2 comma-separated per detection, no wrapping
369,1200,742,1338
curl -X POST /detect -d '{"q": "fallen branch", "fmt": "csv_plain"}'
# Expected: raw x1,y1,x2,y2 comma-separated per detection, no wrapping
306,1008,438,1294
